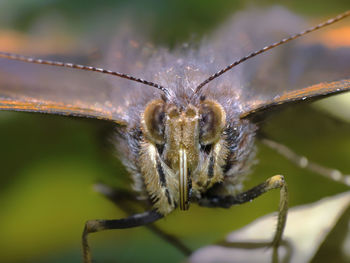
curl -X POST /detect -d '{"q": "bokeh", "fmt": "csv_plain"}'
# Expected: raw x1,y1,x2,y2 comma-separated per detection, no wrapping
0,1,349,262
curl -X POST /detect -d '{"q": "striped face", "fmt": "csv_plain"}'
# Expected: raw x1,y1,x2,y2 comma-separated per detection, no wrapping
138,97,257,215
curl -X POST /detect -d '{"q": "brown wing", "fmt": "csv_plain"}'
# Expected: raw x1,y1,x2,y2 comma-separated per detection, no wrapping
240,79,350,119
241,37,350,109
236,11,350,113
191,8,350,115
0,94,123,122
0,23,164,125
0,57,129,125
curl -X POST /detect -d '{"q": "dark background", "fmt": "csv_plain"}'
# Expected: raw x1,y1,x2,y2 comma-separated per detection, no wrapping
0,0,349,262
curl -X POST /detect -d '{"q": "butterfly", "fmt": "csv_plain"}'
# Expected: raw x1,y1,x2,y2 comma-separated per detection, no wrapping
0,7,349,263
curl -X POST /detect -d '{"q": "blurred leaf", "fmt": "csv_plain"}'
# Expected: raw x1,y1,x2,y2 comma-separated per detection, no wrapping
189,191,350,263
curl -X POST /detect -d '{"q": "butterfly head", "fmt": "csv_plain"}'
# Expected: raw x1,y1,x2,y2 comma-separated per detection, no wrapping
140,97,229,213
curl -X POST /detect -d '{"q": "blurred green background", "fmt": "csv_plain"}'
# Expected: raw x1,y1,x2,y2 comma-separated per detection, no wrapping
0,1,349,263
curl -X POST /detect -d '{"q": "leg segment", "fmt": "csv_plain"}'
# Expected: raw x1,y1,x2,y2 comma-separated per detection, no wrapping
199,175,288,252
92,183,192,256
82,210,163,263
262,137,350,186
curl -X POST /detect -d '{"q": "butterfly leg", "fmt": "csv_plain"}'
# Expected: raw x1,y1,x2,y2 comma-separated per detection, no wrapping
82,210,163,263
261,137,350,186
199,175,288,262
94,183,192,256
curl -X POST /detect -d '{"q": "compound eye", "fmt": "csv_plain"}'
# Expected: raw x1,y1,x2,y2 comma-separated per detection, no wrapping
199,100,226,145
142,100,166,144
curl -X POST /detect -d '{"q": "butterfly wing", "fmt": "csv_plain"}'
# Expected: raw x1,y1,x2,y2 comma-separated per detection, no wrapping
240,78,350,119
1,8,349,124
240,30,350,119
190,7,350,117
0,95,118,121
0,26,164,125
0,21,170,125
238,40,350,119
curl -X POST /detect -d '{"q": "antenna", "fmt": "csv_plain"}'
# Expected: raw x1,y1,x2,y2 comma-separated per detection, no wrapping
0,51,169,96
195,10,350,94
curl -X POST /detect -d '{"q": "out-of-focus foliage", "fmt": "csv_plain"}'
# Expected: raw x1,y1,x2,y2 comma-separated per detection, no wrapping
0,1,349,263
190,192,350,263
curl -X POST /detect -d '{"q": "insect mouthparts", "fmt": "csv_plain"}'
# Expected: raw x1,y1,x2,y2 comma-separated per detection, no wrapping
179,147,190,210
